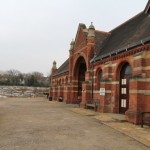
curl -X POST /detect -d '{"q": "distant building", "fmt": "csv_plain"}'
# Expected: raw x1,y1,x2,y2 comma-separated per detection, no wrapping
49,0,150,124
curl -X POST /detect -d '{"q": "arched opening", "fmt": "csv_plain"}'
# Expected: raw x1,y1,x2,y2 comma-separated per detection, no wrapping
119,62,132,114
74,57,87,98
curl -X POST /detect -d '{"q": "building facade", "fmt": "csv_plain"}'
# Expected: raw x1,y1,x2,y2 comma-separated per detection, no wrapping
49,1,150,124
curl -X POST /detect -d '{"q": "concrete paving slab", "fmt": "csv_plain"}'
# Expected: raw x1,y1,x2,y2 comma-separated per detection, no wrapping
0,98,149,150
70,107,150,148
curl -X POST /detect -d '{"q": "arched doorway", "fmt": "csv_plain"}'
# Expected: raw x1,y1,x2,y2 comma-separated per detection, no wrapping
74,57,87,98
119,63,132,114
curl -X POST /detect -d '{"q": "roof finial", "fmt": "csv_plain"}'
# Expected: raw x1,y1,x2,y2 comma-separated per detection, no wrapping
88,22,95,37
53,60,56,64
52,60,57,69
70,39,74,50
70,38,74,45
89,22,95,29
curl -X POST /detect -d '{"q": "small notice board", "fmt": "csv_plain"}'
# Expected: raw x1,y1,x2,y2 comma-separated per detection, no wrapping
100,88,105,95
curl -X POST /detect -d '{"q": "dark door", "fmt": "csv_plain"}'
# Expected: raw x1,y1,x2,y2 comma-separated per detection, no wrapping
119,63,132,114
78,63,86,97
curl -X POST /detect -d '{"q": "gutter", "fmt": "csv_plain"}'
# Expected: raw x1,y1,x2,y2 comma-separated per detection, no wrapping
91,36,150,63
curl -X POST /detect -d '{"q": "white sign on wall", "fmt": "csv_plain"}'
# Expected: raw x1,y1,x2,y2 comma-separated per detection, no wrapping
100,88,105,95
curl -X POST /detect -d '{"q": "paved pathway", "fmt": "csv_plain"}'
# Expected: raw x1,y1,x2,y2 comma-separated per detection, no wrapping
0,97,149,150
70,108,150,148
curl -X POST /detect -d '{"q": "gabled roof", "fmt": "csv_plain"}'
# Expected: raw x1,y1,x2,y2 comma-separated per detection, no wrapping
74,23,88,49
95,11,150,61
53,1,150,75
54,29,109,76
54,58,69,76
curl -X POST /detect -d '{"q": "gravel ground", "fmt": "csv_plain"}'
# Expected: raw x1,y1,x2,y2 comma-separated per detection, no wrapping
0,97,149,150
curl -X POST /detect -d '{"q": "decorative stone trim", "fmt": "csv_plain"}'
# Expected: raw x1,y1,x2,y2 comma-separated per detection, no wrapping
104,81,119,84
130,90,150,94
103,73,114,76
142,66,150,70
133,51,145,57
104,61,112,65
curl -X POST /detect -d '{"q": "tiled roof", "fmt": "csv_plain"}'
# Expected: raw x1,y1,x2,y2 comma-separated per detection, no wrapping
54,58,69,76
95,31,110,54
95,11,150,60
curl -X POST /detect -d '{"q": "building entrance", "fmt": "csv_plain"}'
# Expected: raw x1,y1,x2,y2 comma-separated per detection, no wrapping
119,63,132,114
74,57,87,99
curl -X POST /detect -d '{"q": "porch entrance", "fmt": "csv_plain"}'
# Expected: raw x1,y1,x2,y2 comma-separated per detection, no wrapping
78,58,86,97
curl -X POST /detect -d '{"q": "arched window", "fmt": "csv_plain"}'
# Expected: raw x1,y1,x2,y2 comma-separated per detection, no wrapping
97,70,103,90
121,63,132,78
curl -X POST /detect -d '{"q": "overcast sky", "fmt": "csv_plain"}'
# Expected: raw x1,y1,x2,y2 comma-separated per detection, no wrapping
0,0,148,76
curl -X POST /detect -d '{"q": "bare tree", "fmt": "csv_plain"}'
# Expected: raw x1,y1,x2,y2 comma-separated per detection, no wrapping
0,70,49,87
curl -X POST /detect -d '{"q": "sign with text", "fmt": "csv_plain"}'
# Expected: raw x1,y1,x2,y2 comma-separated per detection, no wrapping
100,88,105,95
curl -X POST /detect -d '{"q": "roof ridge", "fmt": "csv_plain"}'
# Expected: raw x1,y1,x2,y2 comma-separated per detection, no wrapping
95,30,111,34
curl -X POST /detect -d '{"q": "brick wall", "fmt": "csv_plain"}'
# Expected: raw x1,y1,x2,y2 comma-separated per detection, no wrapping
50,22,150,124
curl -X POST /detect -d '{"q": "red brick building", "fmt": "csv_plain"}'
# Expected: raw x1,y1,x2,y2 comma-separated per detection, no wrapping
49,1,150,124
